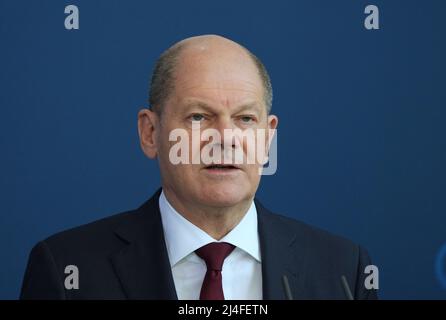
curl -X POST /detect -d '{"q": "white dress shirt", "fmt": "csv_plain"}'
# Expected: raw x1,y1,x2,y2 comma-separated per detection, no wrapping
158,190,263,300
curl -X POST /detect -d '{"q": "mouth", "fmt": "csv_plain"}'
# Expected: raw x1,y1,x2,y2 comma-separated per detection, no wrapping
203,164,241,172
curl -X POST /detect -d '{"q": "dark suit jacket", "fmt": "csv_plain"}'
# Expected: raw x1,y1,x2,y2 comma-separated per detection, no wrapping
20,189,377,299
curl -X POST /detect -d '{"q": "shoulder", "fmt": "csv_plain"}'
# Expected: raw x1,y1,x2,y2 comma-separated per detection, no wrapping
258,204,360,253
255,201,371,274
46,209,136,246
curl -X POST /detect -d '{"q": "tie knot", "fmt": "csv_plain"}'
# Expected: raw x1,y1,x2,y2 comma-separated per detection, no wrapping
195,242,235,271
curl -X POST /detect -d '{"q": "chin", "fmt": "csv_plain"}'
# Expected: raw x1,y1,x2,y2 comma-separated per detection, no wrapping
198,185,250,207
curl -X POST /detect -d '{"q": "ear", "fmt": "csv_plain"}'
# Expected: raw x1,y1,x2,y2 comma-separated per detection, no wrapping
138,108,159,159
266,114,278,148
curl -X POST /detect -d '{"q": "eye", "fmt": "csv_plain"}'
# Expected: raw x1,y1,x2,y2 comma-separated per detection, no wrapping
240,116,255,123
190,114,205,122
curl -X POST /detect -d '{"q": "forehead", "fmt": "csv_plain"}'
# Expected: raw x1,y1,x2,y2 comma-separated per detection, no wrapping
170,44,265,111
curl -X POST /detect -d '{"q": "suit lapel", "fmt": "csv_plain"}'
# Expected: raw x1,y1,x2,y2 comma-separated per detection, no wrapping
110,189,178,299
256,200,309,300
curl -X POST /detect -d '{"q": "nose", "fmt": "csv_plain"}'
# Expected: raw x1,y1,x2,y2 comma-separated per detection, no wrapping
213,117,238,150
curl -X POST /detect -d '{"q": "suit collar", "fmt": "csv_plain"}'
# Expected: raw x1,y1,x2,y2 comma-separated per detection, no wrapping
256,199,308,300
110,188,178,299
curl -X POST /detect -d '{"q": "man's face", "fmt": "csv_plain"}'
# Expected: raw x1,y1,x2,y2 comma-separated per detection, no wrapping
146,41,277,208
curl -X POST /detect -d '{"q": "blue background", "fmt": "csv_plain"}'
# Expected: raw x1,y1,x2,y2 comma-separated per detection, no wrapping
1,0,445,299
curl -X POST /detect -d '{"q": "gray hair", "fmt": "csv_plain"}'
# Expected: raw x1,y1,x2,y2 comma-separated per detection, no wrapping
148,42,273,115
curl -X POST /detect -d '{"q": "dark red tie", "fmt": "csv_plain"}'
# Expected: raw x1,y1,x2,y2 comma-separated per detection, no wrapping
195,242,235,300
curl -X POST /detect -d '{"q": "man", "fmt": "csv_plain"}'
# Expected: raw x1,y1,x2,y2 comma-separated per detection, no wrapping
20,35,377,300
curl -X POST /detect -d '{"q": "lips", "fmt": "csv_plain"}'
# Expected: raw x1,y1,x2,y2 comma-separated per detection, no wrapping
204,164,241,170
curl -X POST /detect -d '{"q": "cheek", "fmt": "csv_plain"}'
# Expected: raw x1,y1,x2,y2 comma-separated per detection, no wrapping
241,133,267,165
245,165,262,183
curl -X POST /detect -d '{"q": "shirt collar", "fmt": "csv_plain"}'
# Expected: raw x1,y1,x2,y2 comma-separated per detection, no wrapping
158,190,261,267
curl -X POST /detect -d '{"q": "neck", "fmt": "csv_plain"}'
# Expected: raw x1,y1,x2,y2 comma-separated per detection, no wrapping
162,188,253,240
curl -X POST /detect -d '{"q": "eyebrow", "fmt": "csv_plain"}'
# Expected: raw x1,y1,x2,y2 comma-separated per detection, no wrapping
182,101,262,114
